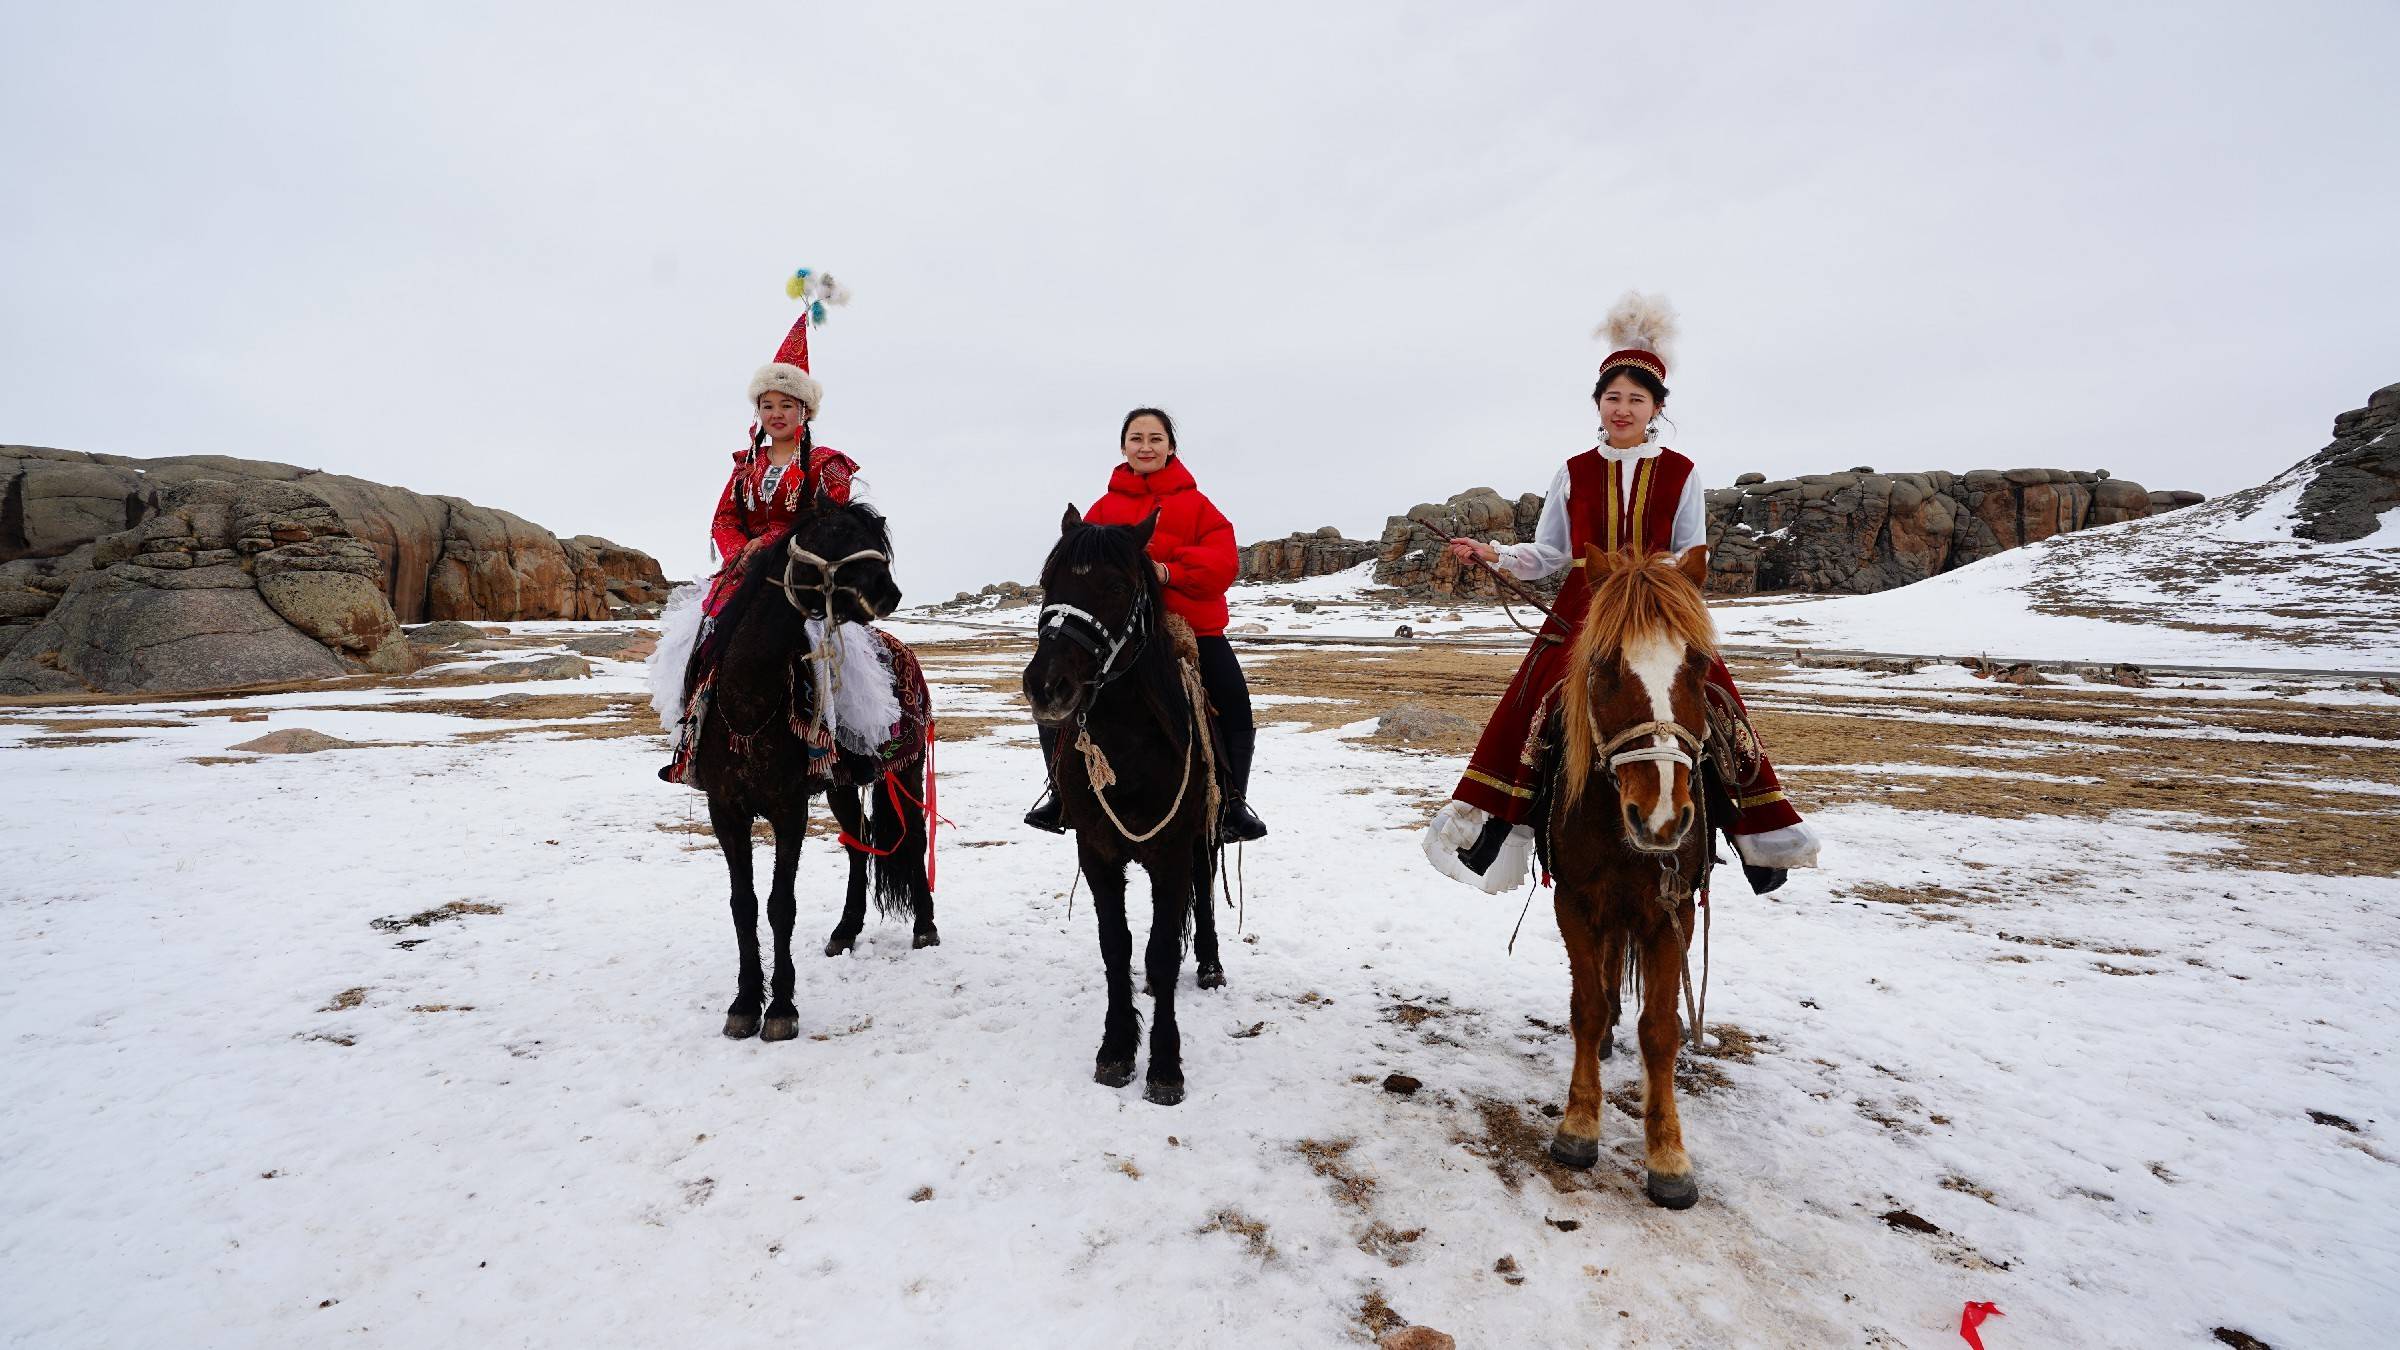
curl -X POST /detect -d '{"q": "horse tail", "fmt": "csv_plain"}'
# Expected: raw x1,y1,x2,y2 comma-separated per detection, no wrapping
866,758,930,921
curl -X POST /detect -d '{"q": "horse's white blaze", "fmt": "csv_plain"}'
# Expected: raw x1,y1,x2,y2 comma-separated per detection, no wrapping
1622,633,1684,838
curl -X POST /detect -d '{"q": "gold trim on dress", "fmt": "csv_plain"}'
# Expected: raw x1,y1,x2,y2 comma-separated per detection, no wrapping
1628,458,1654,555
1736,789,1788,809
1601,459,1621,554
1464,768,1536,799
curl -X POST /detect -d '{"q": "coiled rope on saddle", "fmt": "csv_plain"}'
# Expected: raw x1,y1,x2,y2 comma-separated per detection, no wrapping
1065,616,1219,846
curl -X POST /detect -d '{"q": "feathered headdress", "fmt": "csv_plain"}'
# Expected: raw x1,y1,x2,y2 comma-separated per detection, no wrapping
1596,291,1677,384
749,267,854,419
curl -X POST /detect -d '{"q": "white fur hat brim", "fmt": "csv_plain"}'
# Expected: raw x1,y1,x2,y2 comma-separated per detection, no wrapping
749,363,823,420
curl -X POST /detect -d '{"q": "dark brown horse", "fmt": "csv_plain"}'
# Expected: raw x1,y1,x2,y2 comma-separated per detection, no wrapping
1538,544,1719,1208
1022,506,1224,1106
683,503,936,1042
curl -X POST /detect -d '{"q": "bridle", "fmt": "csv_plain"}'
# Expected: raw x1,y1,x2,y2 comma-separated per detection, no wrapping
1595,719,1705,775
1036,585,1151,705
1035,573,1210,845
771,539,893,621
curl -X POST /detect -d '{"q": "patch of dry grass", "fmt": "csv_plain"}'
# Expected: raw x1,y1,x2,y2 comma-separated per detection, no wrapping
1196,1209,1277,1262
1294,1137,1377,1209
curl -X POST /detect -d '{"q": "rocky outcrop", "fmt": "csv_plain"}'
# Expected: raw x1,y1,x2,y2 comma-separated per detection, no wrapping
2293,381,2400,543
0,446,665,626
0,477,416,694
1237,527,1381,583
934,580,1042,612
1293,470,2205,601
570,535,673,614
1705,467,2202,595
1370,487,1552,601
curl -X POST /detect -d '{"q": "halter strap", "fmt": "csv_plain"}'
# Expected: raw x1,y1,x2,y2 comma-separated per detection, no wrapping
1037,593,1149,692
771,542,892,619
1596,718,1704,772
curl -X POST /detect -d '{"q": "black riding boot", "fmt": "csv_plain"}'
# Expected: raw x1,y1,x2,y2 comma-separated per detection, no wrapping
1025,724,1067,834
1197,636,1266,843
1457,817,1513,875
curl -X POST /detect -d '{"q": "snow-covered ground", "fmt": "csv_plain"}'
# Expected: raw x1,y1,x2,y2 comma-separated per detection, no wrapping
4,628,2397,1349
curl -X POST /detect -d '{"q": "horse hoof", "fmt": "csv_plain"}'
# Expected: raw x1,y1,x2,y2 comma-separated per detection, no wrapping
761,1016,800,1043
1548,1131,1599,1170
823,935,856,958
1196,962,1226,990
1094,1060,1136,1089
1645,1170,1699,1210
723,1011,762,1040
912,931,941,949
1144,1079,1186,1106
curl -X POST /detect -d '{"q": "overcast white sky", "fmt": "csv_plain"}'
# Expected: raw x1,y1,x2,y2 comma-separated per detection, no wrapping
5,2,2396,597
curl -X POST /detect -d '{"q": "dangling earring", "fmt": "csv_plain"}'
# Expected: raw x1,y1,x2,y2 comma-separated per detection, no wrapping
1645,418,1660,444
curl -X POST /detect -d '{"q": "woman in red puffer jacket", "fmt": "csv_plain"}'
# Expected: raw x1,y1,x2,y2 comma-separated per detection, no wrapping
1024,407,1267,842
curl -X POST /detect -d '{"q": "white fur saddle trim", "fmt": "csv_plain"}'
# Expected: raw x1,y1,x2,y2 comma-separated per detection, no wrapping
803,617,904,756
1423,801,1536,894
648,582,708,748
1734,822,1822,869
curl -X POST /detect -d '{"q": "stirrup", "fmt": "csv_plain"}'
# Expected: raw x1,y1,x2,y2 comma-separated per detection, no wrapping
1024,788,1067,835
1219,800,1267,844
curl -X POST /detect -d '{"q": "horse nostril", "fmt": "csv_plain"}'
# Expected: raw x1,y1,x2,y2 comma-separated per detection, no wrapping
1677,805,1693,832
1624,803,1643,833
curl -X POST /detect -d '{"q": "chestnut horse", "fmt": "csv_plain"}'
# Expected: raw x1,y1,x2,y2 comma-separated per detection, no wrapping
1538,544,1719,1209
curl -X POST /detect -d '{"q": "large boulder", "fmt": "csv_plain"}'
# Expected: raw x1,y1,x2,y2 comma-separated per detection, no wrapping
570,534,674,612
1367,488,1555,601
0,477,413,694
1705,465,2202,596
428,498,609,622
2293,381,2400,543
1238,526,1380,583
0,445,662,625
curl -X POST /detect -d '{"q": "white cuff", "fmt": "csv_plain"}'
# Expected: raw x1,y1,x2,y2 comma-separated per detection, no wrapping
1424,802,1536,893
1734,822,1821,869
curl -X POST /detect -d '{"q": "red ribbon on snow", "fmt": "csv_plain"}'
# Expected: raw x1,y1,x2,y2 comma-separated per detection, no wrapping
1959,1301,2003,1349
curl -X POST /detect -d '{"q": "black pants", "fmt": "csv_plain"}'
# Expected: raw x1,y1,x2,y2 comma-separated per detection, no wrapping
1195,635,1255,797
1037,635,1256,799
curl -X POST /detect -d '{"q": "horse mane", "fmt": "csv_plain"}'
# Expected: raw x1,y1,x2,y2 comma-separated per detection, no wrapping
1558,548,1719,809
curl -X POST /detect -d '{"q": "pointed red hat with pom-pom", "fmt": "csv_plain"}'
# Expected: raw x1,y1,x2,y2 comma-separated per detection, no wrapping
747,268,849,420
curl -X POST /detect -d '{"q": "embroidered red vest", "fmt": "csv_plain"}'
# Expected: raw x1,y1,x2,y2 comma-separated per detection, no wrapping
1544,447,1695,639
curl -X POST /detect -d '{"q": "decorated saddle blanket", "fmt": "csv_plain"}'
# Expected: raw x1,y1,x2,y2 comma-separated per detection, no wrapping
808,625,932,786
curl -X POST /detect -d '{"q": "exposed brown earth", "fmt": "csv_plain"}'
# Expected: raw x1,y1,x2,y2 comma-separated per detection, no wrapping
913,636,2400,878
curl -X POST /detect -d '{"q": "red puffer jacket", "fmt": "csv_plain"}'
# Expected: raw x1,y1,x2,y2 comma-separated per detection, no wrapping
1082,457,1238,636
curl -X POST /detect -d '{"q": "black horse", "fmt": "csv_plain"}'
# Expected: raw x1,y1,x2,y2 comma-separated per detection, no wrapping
1022,506,1224,1105
683,503,936,1042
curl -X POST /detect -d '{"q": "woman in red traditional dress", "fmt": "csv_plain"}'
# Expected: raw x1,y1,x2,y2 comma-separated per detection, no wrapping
651,272,866,783
1423,293,1821,892
1022,407,1268,843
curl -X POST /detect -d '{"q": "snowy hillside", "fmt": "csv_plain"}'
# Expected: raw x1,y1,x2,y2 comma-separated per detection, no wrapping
1711,459,2398,669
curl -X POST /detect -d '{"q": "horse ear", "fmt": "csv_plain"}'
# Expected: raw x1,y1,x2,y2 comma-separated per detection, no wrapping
1134,508,1161,546
1671,543,1710,588
1061,504,1083,534
1581,543,1611,574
